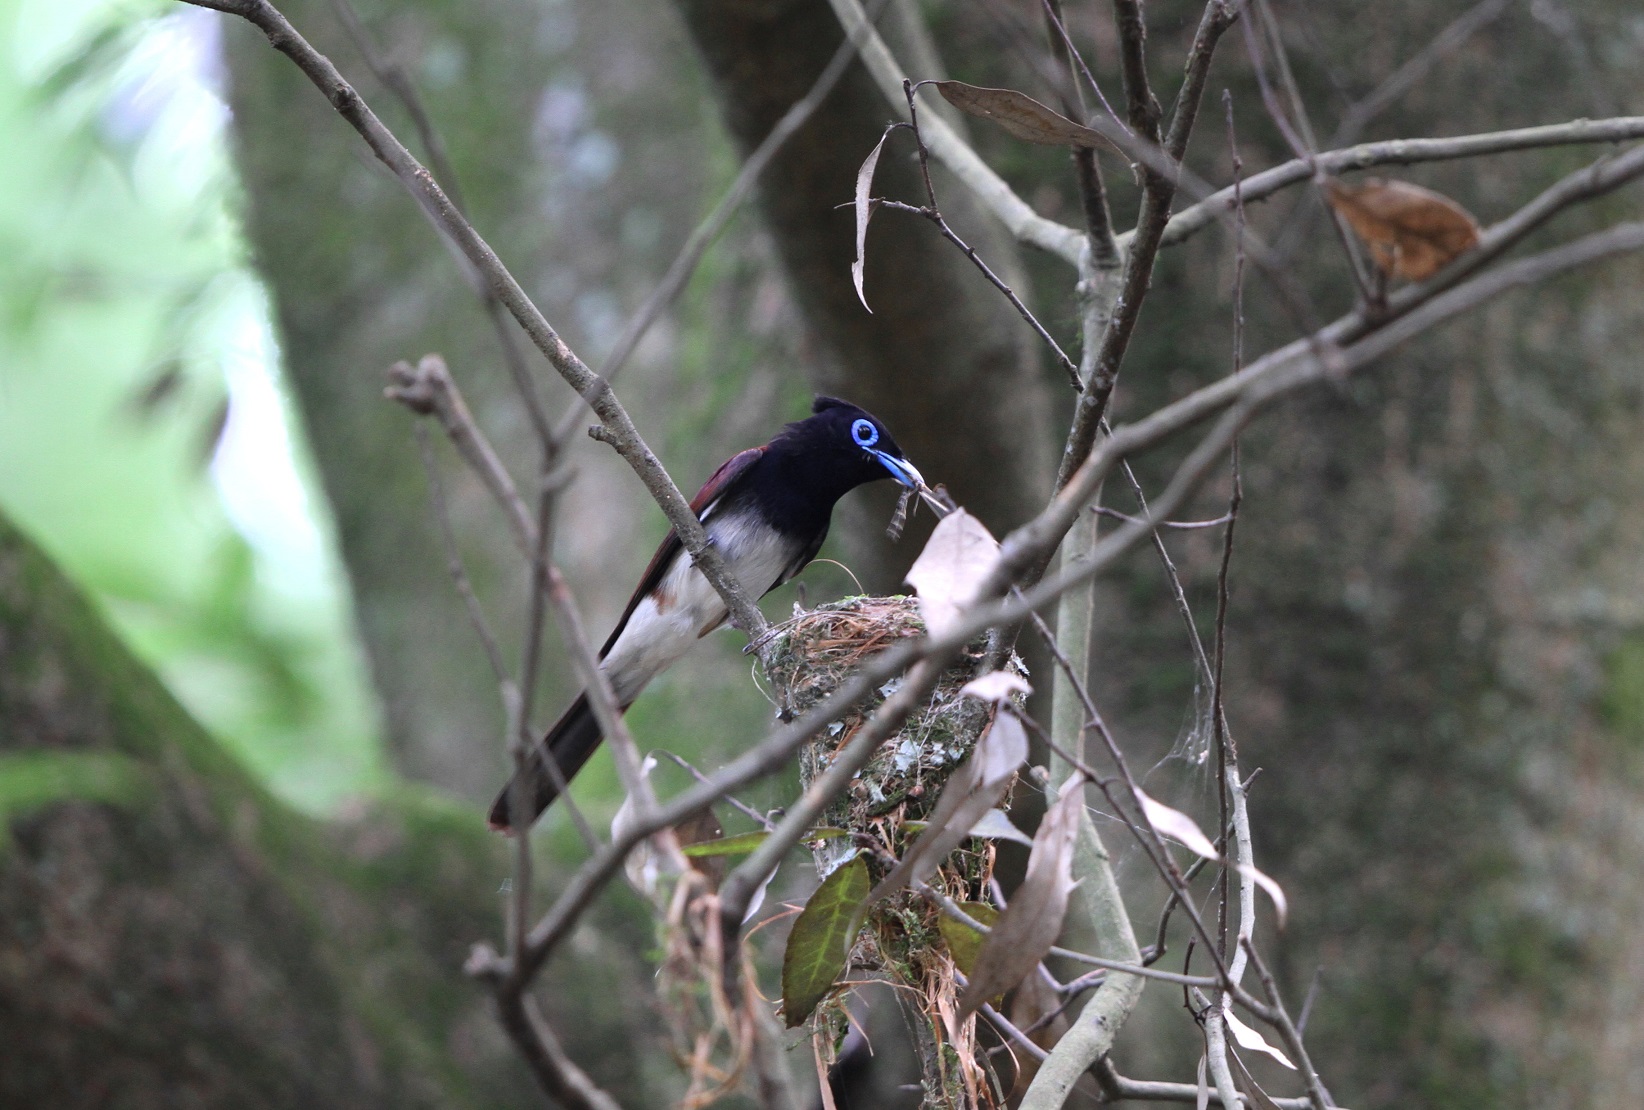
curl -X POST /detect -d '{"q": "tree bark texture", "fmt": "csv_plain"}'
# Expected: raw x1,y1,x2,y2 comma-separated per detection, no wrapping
0,511,538,1108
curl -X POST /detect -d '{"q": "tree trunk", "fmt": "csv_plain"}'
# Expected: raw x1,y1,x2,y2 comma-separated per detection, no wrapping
0,512,536,1108
671,0,1058,586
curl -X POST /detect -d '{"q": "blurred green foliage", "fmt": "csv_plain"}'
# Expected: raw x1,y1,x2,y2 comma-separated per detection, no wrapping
0,0,382,808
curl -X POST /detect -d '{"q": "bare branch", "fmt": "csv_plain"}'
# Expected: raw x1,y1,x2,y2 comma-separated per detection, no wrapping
1111,0,1163,141
495,991,624,1110
826,0,1087,264
1096,1057,1330,1108
1326,0,1511,148
1158,116,1644,249
387,355,536,555
183,0,770,643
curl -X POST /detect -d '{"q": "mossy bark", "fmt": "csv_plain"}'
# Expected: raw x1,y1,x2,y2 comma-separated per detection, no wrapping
0,512,538,1108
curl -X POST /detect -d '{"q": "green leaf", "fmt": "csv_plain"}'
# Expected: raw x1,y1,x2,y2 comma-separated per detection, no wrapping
938,901,999,977
781,857,870,1027
680,830,770,858
679,826,849,859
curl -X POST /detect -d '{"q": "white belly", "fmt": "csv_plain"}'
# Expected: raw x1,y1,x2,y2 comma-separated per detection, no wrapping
600,507,797,705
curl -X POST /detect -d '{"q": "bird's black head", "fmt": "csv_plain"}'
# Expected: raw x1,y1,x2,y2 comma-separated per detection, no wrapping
778,396,923,493
746,398,924,537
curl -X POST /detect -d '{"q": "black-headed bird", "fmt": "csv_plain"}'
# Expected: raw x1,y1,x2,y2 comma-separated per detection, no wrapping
489,396,923,831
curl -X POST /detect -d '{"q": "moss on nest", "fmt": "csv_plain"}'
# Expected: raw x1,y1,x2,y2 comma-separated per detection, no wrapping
763,595,1027,880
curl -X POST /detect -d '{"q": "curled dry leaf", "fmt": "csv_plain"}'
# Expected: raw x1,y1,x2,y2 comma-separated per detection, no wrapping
1324,176,1481,281
934,80,1117,153
610,755,664,897
968,807,1035,848
960,669,1033,703
851,130,891,314
782,856,870,1027
1224,1006,1296,1070
957,775,1083,1017
905,508,1000,640
1133,787,1289,926
867,708,1028,904
673,807,726,889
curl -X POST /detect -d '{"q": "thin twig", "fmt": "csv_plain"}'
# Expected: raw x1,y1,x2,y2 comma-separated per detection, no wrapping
656,751,776,831
1326,0,1510,149
328,0,555,445
549,0,895,444
386,355,536,555
1157,116,1644,250
509,217,1644,1001
185,0,770,644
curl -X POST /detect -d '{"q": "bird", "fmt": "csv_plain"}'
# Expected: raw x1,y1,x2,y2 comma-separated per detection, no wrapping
489,396,924,831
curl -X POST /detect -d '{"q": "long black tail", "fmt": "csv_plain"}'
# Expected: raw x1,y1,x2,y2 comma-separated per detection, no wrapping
487,693,605,831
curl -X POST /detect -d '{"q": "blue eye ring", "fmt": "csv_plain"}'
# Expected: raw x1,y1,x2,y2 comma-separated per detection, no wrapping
851,418,879,448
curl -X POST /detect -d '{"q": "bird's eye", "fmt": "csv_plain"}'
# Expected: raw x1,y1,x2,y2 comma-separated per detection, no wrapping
851,418,879,448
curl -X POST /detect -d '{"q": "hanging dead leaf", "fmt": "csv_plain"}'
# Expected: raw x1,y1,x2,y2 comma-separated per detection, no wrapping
1324,177,1481,281
1224,1006,1296,1070
957,775,1083,1017
934,80,1117,153
782,856,871,1027
1227,1046,1286,1110
960,670,1032,703
610,755,665,897
905,508,1000,639
1133,786,1289,926
851,130,891,314
968,807,1035,848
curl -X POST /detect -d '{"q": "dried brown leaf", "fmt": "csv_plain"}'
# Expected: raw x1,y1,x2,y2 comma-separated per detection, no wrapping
674,807,725,889
934,80,1115,152
1324,176,1481,281
905,508,1000,639
958,776,1082,1017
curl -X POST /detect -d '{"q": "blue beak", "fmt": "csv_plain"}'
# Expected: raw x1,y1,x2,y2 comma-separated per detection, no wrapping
871,449,924,490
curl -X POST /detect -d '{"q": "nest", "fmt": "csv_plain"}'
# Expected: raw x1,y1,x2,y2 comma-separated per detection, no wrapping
763,595,1028,878
764,596,1028,1105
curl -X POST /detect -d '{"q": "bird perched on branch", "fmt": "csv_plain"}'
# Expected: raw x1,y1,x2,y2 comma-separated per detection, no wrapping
489,396,924,831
